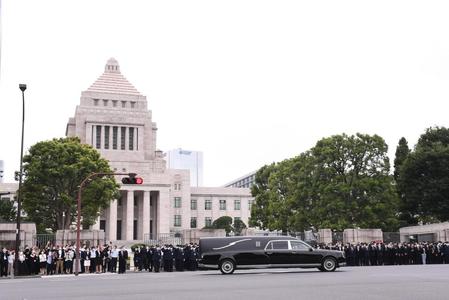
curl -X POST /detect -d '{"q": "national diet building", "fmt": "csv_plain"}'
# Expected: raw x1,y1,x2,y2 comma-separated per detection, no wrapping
66,58,253,242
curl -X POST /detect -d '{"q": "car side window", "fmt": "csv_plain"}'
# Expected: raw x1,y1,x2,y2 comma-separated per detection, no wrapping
266,242,273,250
290,241,309,250
271,241,289,250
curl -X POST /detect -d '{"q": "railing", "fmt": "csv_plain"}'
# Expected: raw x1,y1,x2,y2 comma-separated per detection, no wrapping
32,234,56,248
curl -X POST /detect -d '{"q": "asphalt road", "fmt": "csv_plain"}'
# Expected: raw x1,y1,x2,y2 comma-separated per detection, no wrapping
1,265,449,300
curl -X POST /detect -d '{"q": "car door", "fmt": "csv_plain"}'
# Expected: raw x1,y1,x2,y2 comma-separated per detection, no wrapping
265,240,294,266
289,241,321,264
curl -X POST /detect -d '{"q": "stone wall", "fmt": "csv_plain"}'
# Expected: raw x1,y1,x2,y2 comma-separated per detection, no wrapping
0,222,36,248
399,222,449,242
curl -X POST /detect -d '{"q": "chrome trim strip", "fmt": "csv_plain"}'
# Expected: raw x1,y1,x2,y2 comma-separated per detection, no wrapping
212,239,253,250
199,264,218,269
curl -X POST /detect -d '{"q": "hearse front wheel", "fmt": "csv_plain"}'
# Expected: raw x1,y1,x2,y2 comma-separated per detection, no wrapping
321,257,337,272
219,259,236,275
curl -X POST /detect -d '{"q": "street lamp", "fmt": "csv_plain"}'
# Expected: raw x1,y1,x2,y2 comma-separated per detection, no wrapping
15,83,26,276
74,172,141,276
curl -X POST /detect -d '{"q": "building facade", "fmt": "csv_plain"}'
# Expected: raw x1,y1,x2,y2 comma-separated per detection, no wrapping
66,58,252,242
166,148,203,187
224,170,257,188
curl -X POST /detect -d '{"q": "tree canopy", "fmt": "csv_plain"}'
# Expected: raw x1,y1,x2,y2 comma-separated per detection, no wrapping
398,127,449,224
0,197,16,222
21,137,120,233
250,133,399,232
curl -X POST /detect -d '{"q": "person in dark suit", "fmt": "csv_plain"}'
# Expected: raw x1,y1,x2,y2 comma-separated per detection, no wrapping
174,245,185,271
118,248,128,274
0,248,9,277
152,246,161,273
147,246,153,272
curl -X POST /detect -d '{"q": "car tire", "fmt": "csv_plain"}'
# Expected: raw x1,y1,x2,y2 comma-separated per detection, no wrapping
321,257,337,272
219,259,236,275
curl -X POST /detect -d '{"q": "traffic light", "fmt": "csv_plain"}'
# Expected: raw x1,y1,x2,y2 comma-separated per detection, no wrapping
121,176,143,185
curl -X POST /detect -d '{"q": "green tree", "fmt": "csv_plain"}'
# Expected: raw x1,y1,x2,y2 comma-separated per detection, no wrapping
249,164,275,229
211,216,233,235
21,137,120,233
394,137,410,181
250,133,400,232
398,127,449,224
0,197,16,222
233,219,247,236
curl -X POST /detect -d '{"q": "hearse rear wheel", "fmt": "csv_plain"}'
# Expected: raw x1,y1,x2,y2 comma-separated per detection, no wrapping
321,257,337,272
219,259,236,275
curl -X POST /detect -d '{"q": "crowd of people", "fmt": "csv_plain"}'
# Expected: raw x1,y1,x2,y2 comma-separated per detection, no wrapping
317,241,449,266
0,243,199,277
2,240,449,277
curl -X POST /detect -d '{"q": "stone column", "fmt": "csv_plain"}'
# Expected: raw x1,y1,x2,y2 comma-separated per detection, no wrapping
142,191,150,240
126,190,134,240
157,188,170,235
108,199,117,241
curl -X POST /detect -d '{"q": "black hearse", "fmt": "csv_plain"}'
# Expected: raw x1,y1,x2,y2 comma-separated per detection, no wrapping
198,236,345,274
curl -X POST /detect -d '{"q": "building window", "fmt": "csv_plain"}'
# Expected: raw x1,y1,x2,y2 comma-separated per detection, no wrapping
174,197,181,208
93,99,99,106
118,198,122,206
104,126,110,149
96,125,101,149
103,99,108,106
130,101,136,108
112,126,118,150
174,183,181,191
219,200,226,210
205,199,212,210
121,101,126,108
120,127,126,150
174,215,181,227
248,200,254,211
129,127,134,150
205,217,212,227
191,199,197,210
112,100,117,107
234,199,241,210
190,217,197,229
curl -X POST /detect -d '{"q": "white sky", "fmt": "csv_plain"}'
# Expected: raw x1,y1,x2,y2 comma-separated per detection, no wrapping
1,0,449,186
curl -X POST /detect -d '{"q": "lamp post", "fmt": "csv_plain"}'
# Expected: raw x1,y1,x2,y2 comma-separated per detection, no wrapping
15,84,26,276
74,172,136,276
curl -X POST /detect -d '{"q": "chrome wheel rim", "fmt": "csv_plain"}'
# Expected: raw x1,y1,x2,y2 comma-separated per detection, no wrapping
222,261,233,273
324,259,335,271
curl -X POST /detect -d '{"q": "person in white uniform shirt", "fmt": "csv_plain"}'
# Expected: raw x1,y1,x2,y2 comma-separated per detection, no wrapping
110,246,119,273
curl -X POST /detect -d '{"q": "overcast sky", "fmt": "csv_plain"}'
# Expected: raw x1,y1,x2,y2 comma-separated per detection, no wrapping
1,0,449,186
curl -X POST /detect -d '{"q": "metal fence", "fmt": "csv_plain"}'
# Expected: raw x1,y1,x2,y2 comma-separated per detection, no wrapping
332,232,344,243
143,233,184,246
32,234,56,248
382,232,400,243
